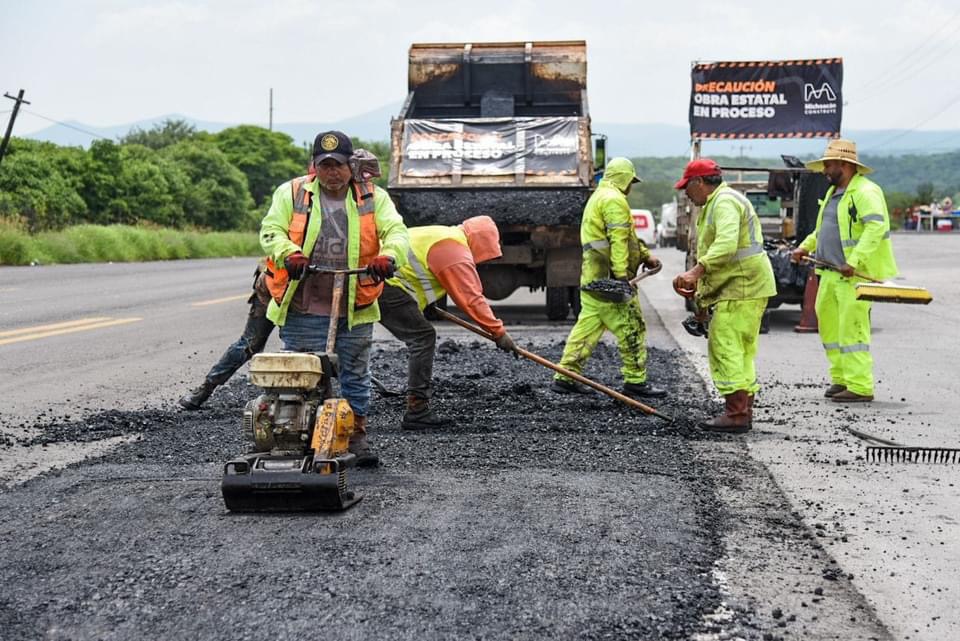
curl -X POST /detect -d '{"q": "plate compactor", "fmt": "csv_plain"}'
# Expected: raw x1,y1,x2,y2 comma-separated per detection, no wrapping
222,266,372,512
221,351,361,512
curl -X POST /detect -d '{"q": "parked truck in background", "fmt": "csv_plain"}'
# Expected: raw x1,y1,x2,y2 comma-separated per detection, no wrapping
388,41,600,320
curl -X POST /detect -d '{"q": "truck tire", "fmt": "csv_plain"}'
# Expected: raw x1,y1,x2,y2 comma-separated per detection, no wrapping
546,287,570,320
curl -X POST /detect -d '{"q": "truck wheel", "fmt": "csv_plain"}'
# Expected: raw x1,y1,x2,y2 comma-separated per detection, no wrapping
546,287,570,320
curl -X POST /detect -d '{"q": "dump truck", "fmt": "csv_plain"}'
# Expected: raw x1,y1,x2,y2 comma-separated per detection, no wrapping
388,41,601,320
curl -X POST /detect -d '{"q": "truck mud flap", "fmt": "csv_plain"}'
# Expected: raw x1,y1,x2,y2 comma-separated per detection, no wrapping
221,454,361,512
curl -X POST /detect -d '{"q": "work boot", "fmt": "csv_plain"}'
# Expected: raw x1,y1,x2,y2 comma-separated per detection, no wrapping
550,378,595,395
831,390,874,403
747,393,755,422
348,415,379,467
178,381,217,410
401,396,448,431
824,384,847,398
622,381,668,398
700,390,751,434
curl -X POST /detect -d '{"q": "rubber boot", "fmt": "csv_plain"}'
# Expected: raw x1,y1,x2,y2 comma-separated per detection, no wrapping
348,415,379,467
178,381,217,410
401,395,447,431
700,390,751,434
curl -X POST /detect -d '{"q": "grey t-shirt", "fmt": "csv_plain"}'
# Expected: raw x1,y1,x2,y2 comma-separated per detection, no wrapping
291,191,349,316
816,188,846,267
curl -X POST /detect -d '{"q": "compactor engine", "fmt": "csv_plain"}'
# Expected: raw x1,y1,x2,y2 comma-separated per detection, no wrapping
221,352,361,512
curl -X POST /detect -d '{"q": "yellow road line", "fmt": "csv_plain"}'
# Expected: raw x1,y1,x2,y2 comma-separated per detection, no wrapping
0,317,112,338
0,317,142,346
190,294,249,307
0,287,19,293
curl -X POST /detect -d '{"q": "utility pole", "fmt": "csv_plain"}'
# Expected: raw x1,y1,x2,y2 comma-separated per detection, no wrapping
0,89,30,167
269,88,273,131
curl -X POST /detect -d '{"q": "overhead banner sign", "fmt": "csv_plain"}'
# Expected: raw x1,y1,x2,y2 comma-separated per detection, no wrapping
689,59,843,139
399,117,580,177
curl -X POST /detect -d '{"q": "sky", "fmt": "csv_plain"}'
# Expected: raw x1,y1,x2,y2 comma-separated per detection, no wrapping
3,0,960,140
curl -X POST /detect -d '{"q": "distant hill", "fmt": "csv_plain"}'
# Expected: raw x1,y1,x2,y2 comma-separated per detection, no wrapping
23,103,960,159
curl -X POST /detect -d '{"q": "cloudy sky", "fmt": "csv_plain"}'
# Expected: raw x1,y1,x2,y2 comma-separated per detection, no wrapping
3,0,960,138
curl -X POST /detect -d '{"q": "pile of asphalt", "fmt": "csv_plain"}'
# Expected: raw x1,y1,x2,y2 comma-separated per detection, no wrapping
393,190,589,226
0,341,741,641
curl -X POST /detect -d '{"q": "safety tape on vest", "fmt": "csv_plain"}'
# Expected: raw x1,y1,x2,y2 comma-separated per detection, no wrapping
605,223,632,230
860,214,884,223
822,342,840,351
706,190,765,262
583,239,610,252
841,231,891,249
406,249,443,304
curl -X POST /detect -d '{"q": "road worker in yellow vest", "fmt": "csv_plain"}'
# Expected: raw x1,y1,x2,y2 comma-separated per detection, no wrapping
791,139,898,403
260,130,410,467
552,157,667,399
673,158,776,433
380,215,517,430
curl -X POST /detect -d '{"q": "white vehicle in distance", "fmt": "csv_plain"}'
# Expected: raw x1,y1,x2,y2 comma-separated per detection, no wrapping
657,201,678,247
631,209,657,247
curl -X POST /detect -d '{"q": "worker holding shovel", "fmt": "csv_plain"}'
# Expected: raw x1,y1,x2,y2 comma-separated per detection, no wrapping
673,159,776,433
552,157,667,400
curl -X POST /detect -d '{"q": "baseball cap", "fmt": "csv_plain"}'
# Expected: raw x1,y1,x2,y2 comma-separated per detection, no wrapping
674,158,722,189
312,130,353,165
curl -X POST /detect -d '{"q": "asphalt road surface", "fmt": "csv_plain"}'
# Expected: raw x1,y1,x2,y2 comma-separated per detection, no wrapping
0,247,933,640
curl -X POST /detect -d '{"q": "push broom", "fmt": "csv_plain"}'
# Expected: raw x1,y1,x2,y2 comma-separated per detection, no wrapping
801,256,933,304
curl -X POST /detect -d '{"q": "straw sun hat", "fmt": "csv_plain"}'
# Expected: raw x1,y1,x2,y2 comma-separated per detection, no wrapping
805,138,872,174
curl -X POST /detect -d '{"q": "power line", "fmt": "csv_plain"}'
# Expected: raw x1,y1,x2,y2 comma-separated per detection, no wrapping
21,108,112,140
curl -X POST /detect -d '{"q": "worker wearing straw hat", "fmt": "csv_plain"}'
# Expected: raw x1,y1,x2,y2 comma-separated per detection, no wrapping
791,139,898,403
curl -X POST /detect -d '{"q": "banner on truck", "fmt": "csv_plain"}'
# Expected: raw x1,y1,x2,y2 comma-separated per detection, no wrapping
399,117,580,177
689,59,843,139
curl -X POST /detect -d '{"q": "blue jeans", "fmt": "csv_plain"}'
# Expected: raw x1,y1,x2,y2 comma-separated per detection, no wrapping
279,309,373,417
205,299,274,386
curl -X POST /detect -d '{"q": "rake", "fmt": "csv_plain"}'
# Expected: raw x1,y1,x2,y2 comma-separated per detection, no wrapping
844,426,960,464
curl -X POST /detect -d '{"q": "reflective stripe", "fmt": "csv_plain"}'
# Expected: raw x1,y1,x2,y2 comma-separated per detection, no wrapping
883,231,891,239
842,239,859,248
708,190,764,260
860,214,884,223
822,342,840,351
733,244,764,260
840,343,870,354
714,380,737,387
406,249,443,305
583,239,610,252
606,223,632,230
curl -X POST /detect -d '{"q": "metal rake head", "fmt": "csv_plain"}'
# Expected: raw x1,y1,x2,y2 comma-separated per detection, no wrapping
866,446,960,464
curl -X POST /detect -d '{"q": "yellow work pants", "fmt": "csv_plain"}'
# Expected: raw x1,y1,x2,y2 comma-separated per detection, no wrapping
815,271,873,396
707,298,767,396
555,293,648,384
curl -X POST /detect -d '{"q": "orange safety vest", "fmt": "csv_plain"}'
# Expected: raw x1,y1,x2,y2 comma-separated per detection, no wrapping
264,176,382,308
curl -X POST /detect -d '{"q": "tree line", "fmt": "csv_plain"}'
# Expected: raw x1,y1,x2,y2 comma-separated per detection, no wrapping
3,118,955,233
625,153,960,213
0,119,389,233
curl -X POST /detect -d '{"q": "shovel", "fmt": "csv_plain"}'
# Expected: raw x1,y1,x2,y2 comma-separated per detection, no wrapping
581,263,662,303
431,307,673,423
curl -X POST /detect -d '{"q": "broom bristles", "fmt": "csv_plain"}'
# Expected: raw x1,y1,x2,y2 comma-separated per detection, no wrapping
855,283,933,305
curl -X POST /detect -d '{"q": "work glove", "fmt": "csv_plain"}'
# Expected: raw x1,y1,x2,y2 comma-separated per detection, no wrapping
283,251,310,280
494,331,518,357
366,255,396,283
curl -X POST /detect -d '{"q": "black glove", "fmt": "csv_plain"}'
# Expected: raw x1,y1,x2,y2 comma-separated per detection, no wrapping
283,252,309,280
366,255,396,283
495,331,518,357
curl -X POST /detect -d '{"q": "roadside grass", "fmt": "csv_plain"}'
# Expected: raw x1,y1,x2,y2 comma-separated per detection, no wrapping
0,220,260,266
